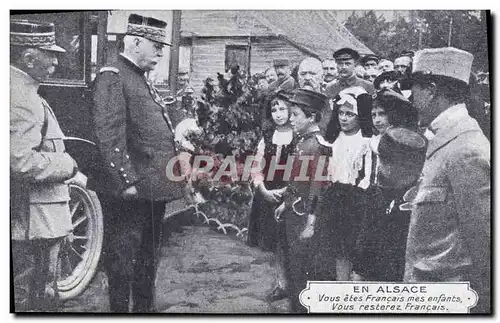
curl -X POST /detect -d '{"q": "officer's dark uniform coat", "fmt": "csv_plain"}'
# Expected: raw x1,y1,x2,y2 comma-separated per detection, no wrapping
90,54,186,312
90,54,184,202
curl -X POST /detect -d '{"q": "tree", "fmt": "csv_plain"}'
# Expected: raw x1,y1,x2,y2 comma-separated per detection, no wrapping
419,10,489,72
343,10,490,72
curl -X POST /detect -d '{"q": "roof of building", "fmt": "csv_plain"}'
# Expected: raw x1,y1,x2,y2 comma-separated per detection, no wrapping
180,10,374,57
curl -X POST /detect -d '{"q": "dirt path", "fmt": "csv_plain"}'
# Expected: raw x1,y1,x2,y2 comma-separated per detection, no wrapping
60,225,290,313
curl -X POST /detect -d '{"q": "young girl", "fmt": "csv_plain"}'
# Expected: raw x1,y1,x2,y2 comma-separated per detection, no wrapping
369,88,419,185
247,91,294,301
322,86,373,281
352,89,423,282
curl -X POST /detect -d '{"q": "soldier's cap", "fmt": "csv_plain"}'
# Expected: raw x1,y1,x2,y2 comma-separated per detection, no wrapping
333,47,360,61
127,14,171,46
289,88,328,112
409,47,473,86
10,19,66,53
400,50,415,58
377,127,427,162
373,70,399,90
360,54,380,65
178,66,190,74
273,59,290,67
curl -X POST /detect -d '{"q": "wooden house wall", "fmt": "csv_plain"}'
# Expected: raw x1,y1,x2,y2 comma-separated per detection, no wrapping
188,36,308,94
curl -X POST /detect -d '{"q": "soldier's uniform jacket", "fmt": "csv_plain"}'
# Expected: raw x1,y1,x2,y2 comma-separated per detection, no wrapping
90,54,185,201
10,66,75,240
404,104,490,313
323,74,374,99
267,75,296,94
283,128,332,219
280,127,333,312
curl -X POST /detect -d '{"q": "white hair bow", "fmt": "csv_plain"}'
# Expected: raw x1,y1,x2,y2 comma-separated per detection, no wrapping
336,93,359,115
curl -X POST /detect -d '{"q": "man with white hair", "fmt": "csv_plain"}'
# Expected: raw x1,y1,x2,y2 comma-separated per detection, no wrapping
91,13,189,312
297,57,336,137
297,57,324,92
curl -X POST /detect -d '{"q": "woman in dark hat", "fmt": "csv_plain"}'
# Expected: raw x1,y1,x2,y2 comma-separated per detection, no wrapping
321,86,374,281
247,90,294,301
373,70,402,93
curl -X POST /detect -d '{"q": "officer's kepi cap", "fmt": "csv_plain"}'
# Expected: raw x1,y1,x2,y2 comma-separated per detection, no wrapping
127,13,171,46
273,59,290,67
333,47,360,61
289,88,328,112
400,50,415,58
10,19,66,53
360,54,380,65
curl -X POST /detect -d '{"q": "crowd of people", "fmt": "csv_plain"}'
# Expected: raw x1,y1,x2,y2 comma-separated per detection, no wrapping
10,12,490,314
241,48,490,313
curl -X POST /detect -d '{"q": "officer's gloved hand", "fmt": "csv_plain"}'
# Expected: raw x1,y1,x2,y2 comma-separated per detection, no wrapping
121,185,138,199
300,214,316,240
259,184,281,203
274,202,285,222
65,171,87,188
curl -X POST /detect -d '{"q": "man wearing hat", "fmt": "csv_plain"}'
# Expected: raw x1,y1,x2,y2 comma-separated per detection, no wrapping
360,54,379,70
400,50,415,58
324,48,374,99
275,88,332,313
91,13,189,312
176,66,191,97
393,54,413,98
404,47,491,313
267,58,296,93
10,19,87,311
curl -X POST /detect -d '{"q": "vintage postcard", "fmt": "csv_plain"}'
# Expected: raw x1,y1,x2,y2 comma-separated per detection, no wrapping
9,10,491,314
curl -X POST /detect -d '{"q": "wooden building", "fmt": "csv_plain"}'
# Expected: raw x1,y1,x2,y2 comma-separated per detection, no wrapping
180,10,374,93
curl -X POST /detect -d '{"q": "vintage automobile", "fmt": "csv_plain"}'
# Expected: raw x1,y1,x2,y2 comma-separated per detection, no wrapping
11,10,183,300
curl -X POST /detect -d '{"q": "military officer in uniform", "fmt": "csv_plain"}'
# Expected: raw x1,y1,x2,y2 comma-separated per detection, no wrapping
276,89,332,313
324,48,374,99
10,19,86,311
360,54,379,70
176,66,190,96
267,59,297,94
404,48,491,313
90,14,188,313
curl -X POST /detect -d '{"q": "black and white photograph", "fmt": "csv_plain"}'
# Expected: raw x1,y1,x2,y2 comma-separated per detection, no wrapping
9,9,491,314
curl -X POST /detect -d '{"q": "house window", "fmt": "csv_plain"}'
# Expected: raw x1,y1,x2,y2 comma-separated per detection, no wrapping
225,45,249,75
